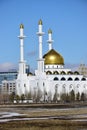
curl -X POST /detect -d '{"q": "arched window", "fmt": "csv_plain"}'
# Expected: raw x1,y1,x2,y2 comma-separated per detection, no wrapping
74,77,79,81
54,77,59,80
74,71,79,75
46,71,52,75
53,71,59,75
81,78,86,81
60,71,66,75
68,77,73,81
61,77,66,81
67,71,73,75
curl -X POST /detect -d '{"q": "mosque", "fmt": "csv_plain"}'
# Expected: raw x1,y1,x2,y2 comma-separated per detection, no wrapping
16,19,87,101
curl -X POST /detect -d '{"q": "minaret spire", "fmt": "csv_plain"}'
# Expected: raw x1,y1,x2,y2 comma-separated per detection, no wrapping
18,24,26,62
18,24,26,74
36,19,44,73
47,29,53,50
37,19,44,59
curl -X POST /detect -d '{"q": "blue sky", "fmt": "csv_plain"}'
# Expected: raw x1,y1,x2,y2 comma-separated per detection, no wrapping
0,0,87,72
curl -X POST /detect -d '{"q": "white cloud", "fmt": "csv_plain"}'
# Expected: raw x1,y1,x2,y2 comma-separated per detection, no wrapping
0,62,18,72
64,63,80,71
27,50,37,57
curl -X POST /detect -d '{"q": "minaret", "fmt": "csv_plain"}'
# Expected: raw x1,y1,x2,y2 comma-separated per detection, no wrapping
47,29,53,50
37,19,44,73
16,24,28,96
18,24,26,74
37,19,44,59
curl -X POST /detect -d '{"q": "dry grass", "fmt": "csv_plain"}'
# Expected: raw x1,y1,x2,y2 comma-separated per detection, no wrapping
13,107,87,118
0,106,87,118
0,119,87,130
0,104,87,130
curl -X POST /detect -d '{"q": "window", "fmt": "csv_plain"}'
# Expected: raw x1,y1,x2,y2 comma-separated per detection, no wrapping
81,78,86,81
54,77,59,80
67,71,73,75
61,77,66,81
24,84,26,87
60,71,66,75
68,77,73,81
74,71,79,75
46,71,52,75
43,82,45,86
52,66,54,68
75,77,79,81
53,71,59,75
10,88,12,90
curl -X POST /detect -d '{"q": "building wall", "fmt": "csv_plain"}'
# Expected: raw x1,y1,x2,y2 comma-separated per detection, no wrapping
24,73,87,101
1,80,16,95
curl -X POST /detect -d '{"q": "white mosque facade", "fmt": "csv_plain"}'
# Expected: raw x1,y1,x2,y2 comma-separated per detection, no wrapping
16,20,87,101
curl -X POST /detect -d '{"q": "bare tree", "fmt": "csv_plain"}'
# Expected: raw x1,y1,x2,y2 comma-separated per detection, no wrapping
2,94,9,104
76,92,80,101
70,90,75,102
33,87,37,102
20,94,25,102
15,95,20,103
9,92,15,103
48,91,52,102
81,92,86,101
60,93,70,102
36,88,42,103
53,86,58,103
0,94,4,104
26,91,32,100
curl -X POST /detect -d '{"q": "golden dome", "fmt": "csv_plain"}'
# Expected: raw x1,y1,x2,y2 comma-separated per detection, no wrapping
38,19,43,25
20,24,24,29
43,49,64,65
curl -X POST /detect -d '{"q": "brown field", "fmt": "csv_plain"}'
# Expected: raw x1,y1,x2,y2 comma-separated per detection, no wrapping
0,119,87,130
0,103,87,117
0,103,87,130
